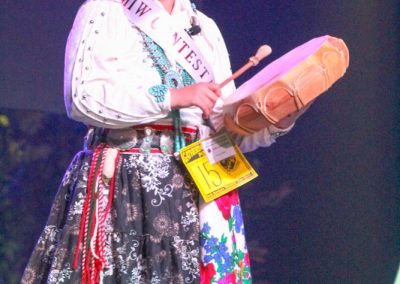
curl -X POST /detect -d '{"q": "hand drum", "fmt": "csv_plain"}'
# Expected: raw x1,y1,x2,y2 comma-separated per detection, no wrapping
224,35,349,135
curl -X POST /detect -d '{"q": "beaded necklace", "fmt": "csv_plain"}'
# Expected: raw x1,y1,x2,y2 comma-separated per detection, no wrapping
141,31,196,152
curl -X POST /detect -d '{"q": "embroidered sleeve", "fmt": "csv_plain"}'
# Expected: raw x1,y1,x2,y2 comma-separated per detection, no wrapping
64,1,171,128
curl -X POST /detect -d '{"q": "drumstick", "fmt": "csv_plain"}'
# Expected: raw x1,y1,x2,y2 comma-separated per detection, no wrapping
219,45,272,89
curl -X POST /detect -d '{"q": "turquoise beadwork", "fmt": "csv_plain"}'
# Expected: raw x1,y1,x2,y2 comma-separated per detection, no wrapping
141,31,196,152
148,84,168,103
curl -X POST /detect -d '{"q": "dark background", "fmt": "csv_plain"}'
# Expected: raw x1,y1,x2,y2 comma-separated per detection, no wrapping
0,0,399,283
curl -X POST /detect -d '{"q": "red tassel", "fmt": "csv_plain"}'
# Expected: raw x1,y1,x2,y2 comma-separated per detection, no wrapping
72,145,121,284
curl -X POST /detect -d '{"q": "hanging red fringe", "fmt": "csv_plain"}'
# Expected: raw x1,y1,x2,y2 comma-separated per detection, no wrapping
73,144,121,284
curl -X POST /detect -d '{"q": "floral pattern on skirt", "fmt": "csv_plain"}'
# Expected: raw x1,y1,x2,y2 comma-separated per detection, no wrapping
22,149,252,283
199,191,252,283
22,151,200,283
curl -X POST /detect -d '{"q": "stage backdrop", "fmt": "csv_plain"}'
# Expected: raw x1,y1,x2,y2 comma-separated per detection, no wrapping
0,0,399,283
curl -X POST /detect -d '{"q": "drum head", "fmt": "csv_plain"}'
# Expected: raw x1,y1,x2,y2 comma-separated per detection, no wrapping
223,35,330,105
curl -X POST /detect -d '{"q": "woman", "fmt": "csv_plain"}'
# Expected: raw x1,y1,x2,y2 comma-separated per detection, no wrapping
22,0,297,283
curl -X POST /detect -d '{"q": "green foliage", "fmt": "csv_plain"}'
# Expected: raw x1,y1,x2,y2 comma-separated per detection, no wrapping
0,114,9,127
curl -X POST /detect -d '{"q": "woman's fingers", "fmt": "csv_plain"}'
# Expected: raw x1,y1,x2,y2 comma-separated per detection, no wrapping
193,84,221,119
170,83,222,116
197,99,214,119
207,82,222,97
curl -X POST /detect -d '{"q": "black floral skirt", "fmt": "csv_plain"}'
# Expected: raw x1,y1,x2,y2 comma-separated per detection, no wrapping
22,128,201,283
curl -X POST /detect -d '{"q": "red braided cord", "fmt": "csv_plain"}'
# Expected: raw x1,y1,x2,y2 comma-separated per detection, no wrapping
89,148,108,282
95,151,122,274
98,184,109,266
83,146,102,282
73,146,101,270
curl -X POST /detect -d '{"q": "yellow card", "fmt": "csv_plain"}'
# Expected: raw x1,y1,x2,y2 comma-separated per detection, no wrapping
180,131,258,202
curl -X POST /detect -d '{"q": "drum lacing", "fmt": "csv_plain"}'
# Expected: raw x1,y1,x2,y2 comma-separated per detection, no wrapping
288,79,306,111
261,85,305,125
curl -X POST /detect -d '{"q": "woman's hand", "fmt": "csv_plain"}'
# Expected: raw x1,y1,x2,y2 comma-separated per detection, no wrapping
170,82,221,119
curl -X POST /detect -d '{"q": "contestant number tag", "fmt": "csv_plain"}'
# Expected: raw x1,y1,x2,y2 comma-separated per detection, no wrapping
180,131,258,202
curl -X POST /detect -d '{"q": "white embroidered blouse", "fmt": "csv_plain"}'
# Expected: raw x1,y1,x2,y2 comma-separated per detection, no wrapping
64,0,291,153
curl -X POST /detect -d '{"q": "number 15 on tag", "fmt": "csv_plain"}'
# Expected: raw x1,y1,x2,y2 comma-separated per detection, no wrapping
180,131,258,202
